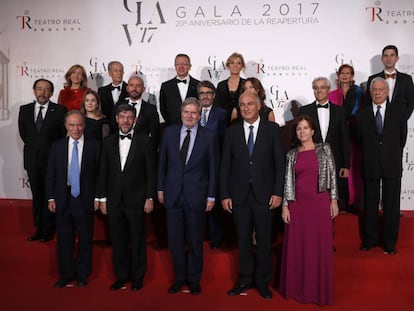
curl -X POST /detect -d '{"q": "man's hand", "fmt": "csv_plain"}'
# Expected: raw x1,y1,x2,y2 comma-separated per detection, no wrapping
269,195,282,209
222,198,233,213
48,200,56,213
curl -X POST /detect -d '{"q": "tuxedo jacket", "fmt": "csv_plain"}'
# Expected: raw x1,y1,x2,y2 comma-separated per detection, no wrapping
18,102,67,172
97,132,156,210
355,101,407,179
46,137,101,214
98,82,128,119
220,120,285,205
112,100,161,148
159,76,200,126
366,71,414,118
158,124,219,210
299,101,350,170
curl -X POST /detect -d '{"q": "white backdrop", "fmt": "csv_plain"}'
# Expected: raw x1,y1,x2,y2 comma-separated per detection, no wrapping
1,0,414,209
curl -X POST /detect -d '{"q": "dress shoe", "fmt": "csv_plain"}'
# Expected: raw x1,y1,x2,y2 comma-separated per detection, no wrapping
360,244,376,251
54,278,72,288
77,280,88,287
168,281,185,294
227,284,253,296
209,241,221,250
110,280,127,290
40,235,54,243
27,233,42,242
384,249,396,255
189,283,201,295
131,280,143,291
258,287,272,299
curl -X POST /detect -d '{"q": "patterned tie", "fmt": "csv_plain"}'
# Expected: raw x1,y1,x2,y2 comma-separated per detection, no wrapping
247,125,254,157
35,106,44,132
180,129,191,166
69,140,80,197
375,105,383,135
200,109,207,127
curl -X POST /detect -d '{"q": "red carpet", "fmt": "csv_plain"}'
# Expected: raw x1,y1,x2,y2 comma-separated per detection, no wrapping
1,199,413,311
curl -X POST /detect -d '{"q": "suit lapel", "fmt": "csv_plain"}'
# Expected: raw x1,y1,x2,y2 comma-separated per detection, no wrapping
123,134,137,172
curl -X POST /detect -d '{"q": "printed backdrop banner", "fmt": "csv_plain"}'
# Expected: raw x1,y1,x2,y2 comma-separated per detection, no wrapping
1,0,414,209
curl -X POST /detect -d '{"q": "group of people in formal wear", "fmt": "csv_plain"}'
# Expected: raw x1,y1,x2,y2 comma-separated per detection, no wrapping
17,45,413,306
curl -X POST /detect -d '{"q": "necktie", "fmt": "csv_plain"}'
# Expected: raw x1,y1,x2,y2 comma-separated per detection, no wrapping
180,129,191,166
120,133,132,140
247,125,254,157
177,79,187,84
111,85,121,91
35,106,44,132
200,109,207,127
69,140,80,197
375,105,383,135
385,73,396,79
317,104,329,109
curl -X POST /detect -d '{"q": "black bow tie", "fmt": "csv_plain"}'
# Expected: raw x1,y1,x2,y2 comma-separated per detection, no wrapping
120,133,132,140
111,85,121,91
317,104,329,109
176,79,187,84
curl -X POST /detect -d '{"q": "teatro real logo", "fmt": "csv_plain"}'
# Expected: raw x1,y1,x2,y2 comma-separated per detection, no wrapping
122,1,166,45
365,0,414,24
16,9,81,32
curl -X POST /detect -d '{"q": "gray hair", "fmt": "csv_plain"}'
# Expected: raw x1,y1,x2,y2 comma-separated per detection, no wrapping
370,77,389,91
182,97,201,114
312,76,331,89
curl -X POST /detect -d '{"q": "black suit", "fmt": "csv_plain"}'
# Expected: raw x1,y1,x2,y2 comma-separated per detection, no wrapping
98,131,156,284
355,102,407,251
299,102,350,208
46,137,101,282
158,124,219,284
18,102,67,238
220,120,285,289
112,99,160,148
98,82,128,125
366,71,414,118
159,76,200,126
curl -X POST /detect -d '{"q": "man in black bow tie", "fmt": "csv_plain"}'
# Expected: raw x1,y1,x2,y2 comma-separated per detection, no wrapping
300,77,350,211
159,54,200,126
365,45,414,118
113,74,160,148
98,61,128,130
97,104,156,291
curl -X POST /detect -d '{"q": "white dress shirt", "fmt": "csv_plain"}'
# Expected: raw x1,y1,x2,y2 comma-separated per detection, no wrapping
316,101,330,142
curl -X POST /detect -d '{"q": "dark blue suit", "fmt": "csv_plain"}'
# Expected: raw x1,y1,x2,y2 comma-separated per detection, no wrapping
203,106,227,245
46,137,101,282
158,124,219,284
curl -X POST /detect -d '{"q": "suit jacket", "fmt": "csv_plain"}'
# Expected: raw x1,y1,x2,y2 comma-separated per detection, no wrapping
220,120,285,205
158,124,219,210
98,82,128,120
299,101,350,170
46,137,101,214
97,132,156,210
355,101,407,179
18,102,67,172
366,71,414,118
112,99,160,148
204,106,227,147
159,76,200,126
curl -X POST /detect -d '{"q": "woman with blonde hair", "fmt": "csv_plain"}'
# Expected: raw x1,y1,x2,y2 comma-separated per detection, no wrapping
58,64,90,111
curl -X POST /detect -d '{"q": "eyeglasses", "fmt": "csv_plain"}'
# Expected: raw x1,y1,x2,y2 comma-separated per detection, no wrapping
199,91,214,96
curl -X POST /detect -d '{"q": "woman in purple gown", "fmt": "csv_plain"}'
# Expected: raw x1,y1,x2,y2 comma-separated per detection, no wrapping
279,115,339,306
